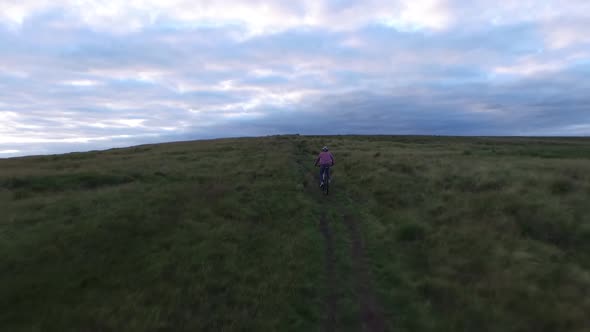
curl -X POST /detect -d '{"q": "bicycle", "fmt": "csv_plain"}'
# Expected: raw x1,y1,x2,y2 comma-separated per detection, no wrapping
318,165,331,195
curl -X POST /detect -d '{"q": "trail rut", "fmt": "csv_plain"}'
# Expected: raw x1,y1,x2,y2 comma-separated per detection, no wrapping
319,213,338,332
344,214,387,332
293,139,387,331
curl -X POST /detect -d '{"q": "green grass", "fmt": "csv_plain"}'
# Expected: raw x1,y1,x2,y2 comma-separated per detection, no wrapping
1,135,590,331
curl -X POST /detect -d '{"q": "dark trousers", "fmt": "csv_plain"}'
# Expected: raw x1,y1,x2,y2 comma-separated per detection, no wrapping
319,165,331,183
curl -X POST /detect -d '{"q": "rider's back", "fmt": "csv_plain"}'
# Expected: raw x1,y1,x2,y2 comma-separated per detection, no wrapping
318,151,334,165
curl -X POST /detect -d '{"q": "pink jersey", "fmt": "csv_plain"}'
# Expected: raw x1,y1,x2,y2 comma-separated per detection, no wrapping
317,151,334,166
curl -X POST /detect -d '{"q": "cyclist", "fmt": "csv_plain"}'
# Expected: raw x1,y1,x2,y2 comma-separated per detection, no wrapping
314,146,334,187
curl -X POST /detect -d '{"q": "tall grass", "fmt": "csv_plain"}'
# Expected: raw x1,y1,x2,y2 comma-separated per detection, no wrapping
301,135,590,332
1,135,589,331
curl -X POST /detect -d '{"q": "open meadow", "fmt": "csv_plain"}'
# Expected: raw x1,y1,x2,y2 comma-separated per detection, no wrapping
1,135,589,331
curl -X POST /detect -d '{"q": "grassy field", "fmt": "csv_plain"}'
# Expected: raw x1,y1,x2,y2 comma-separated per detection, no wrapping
1,135,589,331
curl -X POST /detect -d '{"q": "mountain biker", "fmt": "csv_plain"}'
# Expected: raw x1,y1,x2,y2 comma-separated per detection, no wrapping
314,146,334,187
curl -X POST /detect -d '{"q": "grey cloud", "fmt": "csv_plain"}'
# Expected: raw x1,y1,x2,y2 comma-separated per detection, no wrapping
194,68,590,137
1,1,589,157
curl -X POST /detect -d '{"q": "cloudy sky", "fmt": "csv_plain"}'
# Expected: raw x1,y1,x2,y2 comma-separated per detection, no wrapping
1,0,589,157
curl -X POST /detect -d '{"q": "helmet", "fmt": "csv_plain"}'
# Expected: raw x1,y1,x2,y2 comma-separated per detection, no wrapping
322,146,328,151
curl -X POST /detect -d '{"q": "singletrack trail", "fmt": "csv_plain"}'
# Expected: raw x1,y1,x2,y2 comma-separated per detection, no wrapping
343,214,387,332
293,140,340,331
293,139,389,331
319,213,339,332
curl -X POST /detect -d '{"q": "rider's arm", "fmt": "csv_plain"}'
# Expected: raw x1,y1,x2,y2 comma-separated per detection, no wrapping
330,153,335,166
314,156,320,166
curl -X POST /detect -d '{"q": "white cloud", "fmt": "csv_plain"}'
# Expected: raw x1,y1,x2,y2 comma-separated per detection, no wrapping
62,79,102,86
493,51,589,77
543,19,590,49
222,111,264,119
381,0,451,30
88,119,146,128
494,60,566,76
0,133,160,144
2,0,587,47
0,0,52,26
0,0,458,34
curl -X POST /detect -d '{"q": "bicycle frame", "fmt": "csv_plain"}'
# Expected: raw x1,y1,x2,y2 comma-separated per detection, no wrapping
320,165,331,195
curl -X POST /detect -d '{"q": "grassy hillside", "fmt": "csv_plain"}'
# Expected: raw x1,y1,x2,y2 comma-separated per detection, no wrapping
1,135,589,331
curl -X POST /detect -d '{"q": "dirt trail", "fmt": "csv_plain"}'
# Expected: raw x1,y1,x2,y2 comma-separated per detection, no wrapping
319,213,338,332
343,214,387,332
293,140,339,331
292,139,386,331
